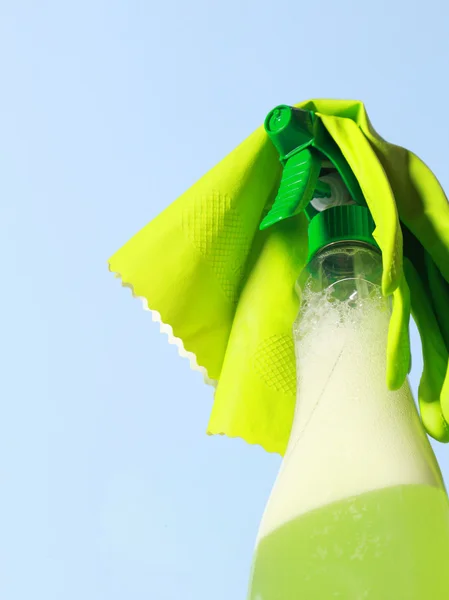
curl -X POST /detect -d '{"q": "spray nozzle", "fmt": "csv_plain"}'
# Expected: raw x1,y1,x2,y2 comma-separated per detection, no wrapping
260,105,366,230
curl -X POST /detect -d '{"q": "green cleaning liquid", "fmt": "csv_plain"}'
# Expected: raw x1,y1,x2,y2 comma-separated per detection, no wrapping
249,484,449,599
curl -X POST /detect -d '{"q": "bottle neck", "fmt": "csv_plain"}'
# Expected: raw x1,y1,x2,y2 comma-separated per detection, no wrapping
298,241,383,303
293,244,390,437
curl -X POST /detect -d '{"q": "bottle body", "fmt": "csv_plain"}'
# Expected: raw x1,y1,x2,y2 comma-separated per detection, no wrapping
248,243,449,599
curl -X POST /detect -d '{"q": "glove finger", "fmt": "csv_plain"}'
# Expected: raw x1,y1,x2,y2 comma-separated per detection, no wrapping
404,258,449,442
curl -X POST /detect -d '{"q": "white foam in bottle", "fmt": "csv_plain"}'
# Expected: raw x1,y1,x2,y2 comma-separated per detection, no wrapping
256,244,444,542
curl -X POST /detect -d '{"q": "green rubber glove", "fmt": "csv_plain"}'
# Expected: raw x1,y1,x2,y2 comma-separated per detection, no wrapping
109,99,449,452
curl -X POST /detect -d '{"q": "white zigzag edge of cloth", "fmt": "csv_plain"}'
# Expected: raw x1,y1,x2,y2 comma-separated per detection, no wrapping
146,305,218,389
111,268,218,389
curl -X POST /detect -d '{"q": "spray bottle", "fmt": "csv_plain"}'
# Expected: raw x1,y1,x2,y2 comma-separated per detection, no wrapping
247,106,449,599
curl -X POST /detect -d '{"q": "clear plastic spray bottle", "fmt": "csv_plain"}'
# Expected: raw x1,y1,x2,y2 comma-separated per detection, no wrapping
248,205,449,599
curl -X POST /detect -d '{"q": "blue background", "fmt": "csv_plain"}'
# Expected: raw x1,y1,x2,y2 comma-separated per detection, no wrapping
1,1,448,598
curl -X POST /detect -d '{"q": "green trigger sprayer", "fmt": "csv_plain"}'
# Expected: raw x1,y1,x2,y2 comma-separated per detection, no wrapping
260,104,366,229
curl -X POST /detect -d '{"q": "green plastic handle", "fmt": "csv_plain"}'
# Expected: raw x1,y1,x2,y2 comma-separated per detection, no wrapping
260,105,366,230
260,148,327,229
